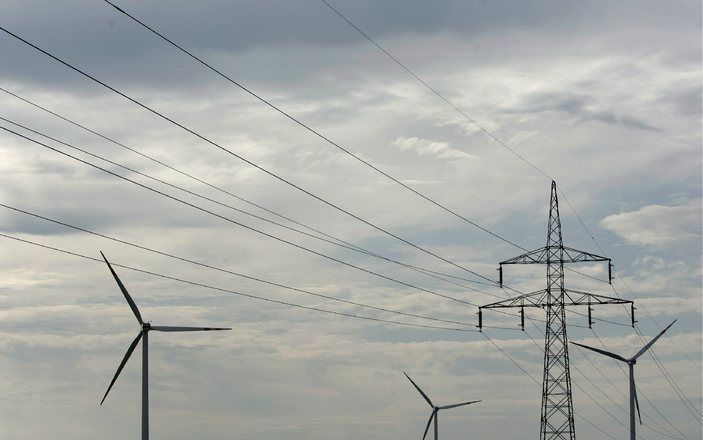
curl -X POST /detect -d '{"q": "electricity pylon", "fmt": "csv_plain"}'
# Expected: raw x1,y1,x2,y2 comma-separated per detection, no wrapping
477,181,634,440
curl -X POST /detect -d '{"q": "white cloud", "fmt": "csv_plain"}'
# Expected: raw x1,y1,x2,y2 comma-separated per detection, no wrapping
600,200,702,246
392,136,474,160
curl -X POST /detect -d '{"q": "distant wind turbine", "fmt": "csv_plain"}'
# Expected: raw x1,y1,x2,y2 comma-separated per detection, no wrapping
404,372,480,440
99,252,231,440
572,319,677,440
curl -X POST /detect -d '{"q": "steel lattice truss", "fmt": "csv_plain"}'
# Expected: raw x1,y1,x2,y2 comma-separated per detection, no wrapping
481,288,631,309
478,181,634,440
500,246,610,265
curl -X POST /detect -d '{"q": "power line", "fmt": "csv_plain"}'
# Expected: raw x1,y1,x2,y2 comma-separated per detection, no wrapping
0,124,486,308
0,113,500,298
0,23,608,308
0,125,594,331
0,232,477,333
101,0,526,252
0,86,498,291
0,25,499,285
0,202,479,329
0,86,362,254
317,0,553,183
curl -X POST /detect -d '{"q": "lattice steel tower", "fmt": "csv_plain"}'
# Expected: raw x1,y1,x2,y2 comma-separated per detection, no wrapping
477,181,634,440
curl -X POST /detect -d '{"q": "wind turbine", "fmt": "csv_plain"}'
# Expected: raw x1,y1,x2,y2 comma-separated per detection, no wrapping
404,372,480,440
99,252,231,440
571,319,677,440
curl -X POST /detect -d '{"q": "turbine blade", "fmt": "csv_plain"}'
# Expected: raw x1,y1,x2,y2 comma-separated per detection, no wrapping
150,325,232,332
100,331,143,405
439,400,481,410
422,411,434,440
632,374,642,425
571,341,628,363
633,320,677,360
404,372,433,407
101,251,143,324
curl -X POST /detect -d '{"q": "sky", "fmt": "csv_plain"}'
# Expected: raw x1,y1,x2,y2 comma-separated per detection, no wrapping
0,0,701,439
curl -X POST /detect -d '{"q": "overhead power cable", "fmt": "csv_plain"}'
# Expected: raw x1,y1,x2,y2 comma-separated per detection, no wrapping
317,0,553,182
314,0,622,290
0,25,499,285
0,124,483,307
0,202,481,329
0,232,477,332
100,0,525,252
0,114,499,297
0,123,589,331
0,86,368,256
0,87,505,292
1,124,585,330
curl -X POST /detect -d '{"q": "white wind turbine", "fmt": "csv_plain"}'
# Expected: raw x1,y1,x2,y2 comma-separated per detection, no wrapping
404,372,481,440
99,252,231,440
572,319,677,440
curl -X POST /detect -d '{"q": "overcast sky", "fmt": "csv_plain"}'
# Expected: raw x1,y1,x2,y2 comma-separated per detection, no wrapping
0,1,701,439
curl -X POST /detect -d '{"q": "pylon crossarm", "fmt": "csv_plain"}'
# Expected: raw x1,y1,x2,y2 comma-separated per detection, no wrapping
562,289,633,306
500,246,610,266
500,247,549,265
480,289,548,309
562,246,610,263
479,289,631,310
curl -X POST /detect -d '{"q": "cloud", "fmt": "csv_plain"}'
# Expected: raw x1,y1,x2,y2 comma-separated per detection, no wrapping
392,136,473,160
509,91,660,131
600,199,702,246
0,0,700,438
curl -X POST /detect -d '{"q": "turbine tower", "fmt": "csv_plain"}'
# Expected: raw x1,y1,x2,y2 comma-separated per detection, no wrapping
572,319,677,440
99,252,231,440
404,372,480,440
477,181,634,440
